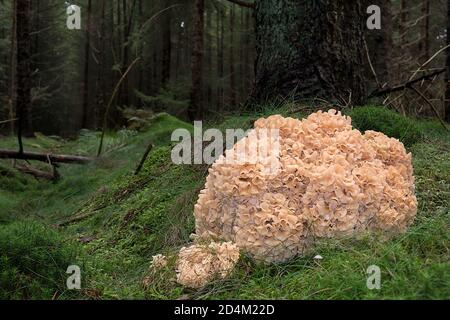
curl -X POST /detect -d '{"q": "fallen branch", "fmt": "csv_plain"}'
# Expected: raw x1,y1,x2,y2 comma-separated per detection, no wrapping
14,162,59,181
0,150,93,164
57,212,96,227
223,0,255,9
369,68,445,97
134,143,154,175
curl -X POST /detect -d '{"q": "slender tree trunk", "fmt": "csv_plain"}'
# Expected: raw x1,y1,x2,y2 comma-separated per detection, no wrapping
445,0,450,122
419,0,430,63
251,0,366,105
245,9,253,100
206,8,213,107
239,7,245,102
400,0,408,45
162,0,172,87
137,0,144,107
229,4,236,107
82,0,92,129
16,0,32,142
121,0,136,107
95,0,106,129
175,16,184,82
9,0,17,135
188,0,204,120
217,6,224,112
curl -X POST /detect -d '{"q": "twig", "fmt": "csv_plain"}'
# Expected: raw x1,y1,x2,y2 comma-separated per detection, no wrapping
369,68,445,97
363,37,382,90
0,118,18,125
409,86,448,131
14,162,58,181
134,143,154,175
409,45,450,81
97,57,140,157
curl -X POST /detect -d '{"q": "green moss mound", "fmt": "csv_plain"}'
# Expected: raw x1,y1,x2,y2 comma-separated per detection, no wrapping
0,221,77,299
348,106,423,147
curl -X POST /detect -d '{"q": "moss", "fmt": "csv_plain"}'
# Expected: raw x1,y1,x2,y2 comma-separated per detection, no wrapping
348,106,423,147
0,221,78,299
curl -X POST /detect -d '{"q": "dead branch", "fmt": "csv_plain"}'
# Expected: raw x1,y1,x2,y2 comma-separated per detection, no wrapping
134,143,154,175
369,68,445,97
14,162,59,181
409,45,450,81
0,118,18,125
223,0,255,9
409,86,448,131
0,150,93,164
363,37,382,90
57,212,96,227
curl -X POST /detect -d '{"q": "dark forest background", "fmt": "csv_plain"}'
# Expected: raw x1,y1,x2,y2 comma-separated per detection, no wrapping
0,0,449,137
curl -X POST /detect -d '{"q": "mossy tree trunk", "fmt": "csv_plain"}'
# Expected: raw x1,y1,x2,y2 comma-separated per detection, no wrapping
251,0,367,105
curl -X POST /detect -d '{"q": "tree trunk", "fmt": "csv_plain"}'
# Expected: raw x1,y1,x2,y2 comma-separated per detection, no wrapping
137,0,144,107
9,0,17,135
217,6,224,112
251,0,366,105
82,0,92,129
229,4,236,107
121,0,136,107
419,0,430,63
95,0,106,129
206,7,213,107
400,0,408,45
445,0,450,123
161,0,172,87
188,0,204,120
16,0,32,142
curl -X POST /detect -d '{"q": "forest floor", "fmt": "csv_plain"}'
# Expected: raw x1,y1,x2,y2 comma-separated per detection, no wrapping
0,107,449,300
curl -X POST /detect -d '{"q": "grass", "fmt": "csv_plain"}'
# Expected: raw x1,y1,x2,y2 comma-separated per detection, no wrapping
0,107,448,300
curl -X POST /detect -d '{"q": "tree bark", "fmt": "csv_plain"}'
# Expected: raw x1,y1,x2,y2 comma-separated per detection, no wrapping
9,0,17,135
161,0,172,87
16,0,32,142
95,0,106,129
251,0,367,105
188,0,204,120
82,0,92,129
229,4,237,107
206,7,213,107
419,0,430,63
217,6,224,112
445,0,450,123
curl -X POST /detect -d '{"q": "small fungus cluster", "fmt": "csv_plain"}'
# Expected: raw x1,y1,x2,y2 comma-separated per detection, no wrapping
175,242,240,289
193,110,417,263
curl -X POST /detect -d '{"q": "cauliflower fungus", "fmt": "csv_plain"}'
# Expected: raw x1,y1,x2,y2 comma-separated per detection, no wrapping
193,110,417,263
176,241,240,289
